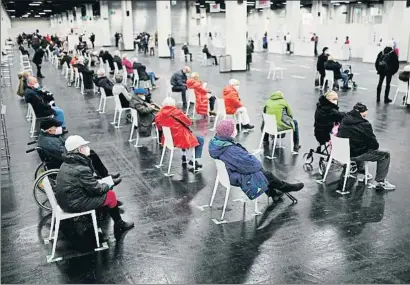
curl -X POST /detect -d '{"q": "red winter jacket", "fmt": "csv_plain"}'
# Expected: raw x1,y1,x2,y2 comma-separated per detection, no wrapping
223,85,243,115
186,78,209,115
155,106,199,149
122,59,133,74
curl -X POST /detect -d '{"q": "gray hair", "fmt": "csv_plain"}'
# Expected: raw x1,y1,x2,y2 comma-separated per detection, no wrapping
115,74,123,83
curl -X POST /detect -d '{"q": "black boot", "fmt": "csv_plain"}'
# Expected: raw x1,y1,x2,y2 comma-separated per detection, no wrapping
108,206,134,232
279,182,304,193
113,178,122,186
110,173,120,179
263,133,270,143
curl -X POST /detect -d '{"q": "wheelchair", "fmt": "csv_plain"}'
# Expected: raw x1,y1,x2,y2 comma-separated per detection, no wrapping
26,141,59,211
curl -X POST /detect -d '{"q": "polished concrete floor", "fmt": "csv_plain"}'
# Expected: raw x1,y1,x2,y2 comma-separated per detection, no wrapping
1,45,410,284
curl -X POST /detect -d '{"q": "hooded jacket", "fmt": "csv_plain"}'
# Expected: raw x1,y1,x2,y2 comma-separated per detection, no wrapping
133,62,150,81
170,70,187,88
324,60,342,79
24,87,54,117
122,58,133,74
55,152,111,213
263,91,294,131
113,55,123,70
338,110,379,157
186,78,208,115
76,63,94,90
154,106,199,149
375,46,399,76
32,48,45,65
93,76,114,96
223,85,243,115
316,53,328,73
209,136,268,200
314,96,345,144
130,96,157,136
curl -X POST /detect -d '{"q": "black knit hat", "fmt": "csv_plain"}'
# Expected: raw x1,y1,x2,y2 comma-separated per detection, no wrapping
40,118,62,130
353,102,368,113
322,47,329,53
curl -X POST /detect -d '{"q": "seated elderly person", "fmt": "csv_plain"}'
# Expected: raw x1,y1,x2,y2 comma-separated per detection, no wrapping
60,51,72,68
170,66,191,109
155,97,204,170
202,44,218,65
209,119,304,202
122,54,133,76
186,72,216,117
181,43,193,62
103,50,115,72
324,55,349,91
132,58,159,88
338,103,395,190
38,118,121,181
222,79,254,130
24,76,67,131
112,74,132,108
314,91,345,148
113,50,123,70
55,135,134,233
129,90,161,137
76,56,94,91
93,69,114,96
263,91,301,153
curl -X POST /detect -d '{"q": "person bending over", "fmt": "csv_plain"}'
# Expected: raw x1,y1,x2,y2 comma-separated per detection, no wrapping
155,97,204,170
375,43,399,103
186,72,216,117
60,51,72,68
32,46,45,78
24,76,67,131
102,50,115,72
316,47,329,88
263,91,301,153
55,135,134,233
324,56,349,91
132,58,159,88
338,103,395,190
202,44,218,65
113,50,123,70
182,43,193,62
170,66,191,109
93,69,114,96
76,56,94,90
222,79,254,130
314,91,345,147
209,119,304,202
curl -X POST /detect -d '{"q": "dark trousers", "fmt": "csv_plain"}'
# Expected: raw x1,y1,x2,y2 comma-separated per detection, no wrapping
184,53,193,62
353,150,390,182
319,70,326,87
119,93,130,108
261,169,287,197
90,150,109,178
314,43,318,56
209,95,216,111
149,47,155,56
208,55,218,65
172,86,187,105
91,41,95,49
115,39,119,48
36,64,43,76
286,43,291,53
377,73,393,101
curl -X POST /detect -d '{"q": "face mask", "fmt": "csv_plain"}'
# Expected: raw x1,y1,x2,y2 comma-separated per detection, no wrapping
54,126,63,135
139,95,146,100
33,83,40,89
80,145,91,156
234,85,239,92
231,127,238,138
330,99,338,105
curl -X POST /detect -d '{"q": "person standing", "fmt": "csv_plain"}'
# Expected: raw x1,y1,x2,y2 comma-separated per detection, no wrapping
167,34,176,59
312,33,319,56
33,46,45,78
316,47,329,89
285,32,292,54
115,32,120,48
375,44,399,103
89,32,95,49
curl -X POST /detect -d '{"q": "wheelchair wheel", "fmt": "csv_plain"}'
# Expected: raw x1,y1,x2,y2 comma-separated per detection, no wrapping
350,162,358,174
303,152,314,164
318,157,326,176
33,169,59,211
34,162,47,179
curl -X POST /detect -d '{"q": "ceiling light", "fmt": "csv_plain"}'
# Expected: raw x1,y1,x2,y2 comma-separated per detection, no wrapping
39,12,46,14
333,2,341,5
22,15,29,17
6,9,15,12
34,15,41,17
29,3,41,6
43,9,52,12
11,15,15,18
8,1,14,3
357,1,362,3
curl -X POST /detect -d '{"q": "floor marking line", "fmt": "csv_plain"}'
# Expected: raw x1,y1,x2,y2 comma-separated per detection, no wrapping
290,75,306,79
250,68,263,72
357,87,368,90
298,65,311,69
285,59,295,63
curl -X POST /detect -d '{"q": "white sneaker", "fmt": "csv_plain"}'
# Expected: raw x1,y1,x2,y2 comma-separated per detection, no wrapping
358,173,373,182
375,180,396,190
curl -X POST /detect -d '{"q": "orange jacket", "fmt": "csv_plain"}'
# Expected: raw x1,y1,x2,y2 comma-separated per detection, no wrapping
186,78,208,115
223,85,243,114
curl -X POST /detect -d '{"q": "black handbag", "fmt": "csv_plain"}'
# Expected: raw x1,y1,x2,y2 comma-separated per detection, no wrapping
315,73,320,87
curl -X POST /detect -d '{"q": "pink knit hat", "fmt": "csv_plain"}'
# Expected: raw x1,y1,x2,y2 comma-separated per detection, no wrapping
215,119,236,137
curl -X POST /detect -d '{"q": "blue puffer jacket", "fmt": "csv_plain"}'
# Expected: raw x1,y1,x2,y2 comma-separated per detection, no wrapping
209,136,268,199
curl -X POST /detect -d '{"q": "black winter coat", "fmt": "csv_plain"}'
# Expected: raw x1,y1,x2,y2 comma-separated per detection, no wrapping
113,55,123,70
338,110,379,157
93,76,114,96
56,152,111,213
77,64,94,90
375,47,399,76
170,70,187,88
314,96,345,144
37,131,66,168
103,51,114,70
316,53,328,73
324,60,342,79
167,37,175,47
32,49,45,65
60,55,72,68
133,62,149,81
130,96,157,136
24,88,54,117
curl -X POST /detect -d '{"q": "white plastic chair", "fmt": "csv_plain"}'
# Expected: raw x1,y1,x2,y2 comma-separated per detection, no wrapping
208,159,266,223
180,50,185,62
41,177,107,263
185,89,197,119
323,70,334,90
128,109,159,147
96,87,113,114
99,58,104,67
253,113,294,159
392,79,409,105
105,62,111,77
155,126,196,176
320,135,369,194
266,61,285,80
133,70,140,88
113,62,119,78
79,72,84,95
74,68,80,88
63,62,70,79
122,69,128,85
111,93,131,129
202,53,209,66
27,103,51,138
210,98,242,133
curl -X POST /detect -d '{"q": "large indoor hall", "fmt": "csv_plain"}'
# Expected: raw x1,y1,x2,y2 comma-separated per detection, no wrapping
1,0,410,284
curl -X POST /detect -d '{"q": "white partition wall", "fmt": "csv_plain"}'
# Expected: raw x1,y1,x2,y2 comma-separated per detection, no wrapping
156,0,172,58
121,0,134,50
1,3,11,51
100,1,112,46
225,1,247,71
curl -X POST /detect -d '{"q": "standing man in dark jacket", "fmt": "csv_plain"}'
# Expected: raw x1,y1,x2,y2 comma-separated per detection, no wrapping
314,91,345,145
338,103,395,190
167,34,176,59
375,45,399,103
317,47,329,89
33,47,45,78
114,32,121,48
181,43,192,62
89,32,95,49
325,56,349,90
55,135,134,233
170,66,191,109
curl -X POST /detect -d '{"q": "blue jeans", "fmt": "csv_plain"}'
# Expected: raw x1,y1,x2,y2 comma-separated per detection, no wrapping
169,46,175,58
52,106,66,128
147,72,156,85
340,73,348,88
195,136,204,159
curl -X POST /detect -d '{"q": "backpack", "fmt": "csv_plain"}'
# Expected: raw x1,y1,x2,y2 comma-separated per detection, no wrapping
16,78,25,97
378,52,390,73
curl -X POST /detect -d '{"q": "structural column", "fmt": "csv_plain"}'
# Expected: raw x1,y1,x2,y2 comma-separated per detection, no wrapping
121,0,134,50
156,1,172,58
100,1,112,46
225,1,247,71
85,4,93,21
74,7,82,32
68,10,74,29
199,7,207,46
285,0,300,39
383,0,408,61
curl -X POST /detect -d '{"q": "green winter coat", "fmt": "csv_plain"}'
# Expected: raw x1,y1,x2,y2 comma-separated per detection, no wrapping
263,91,294,131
